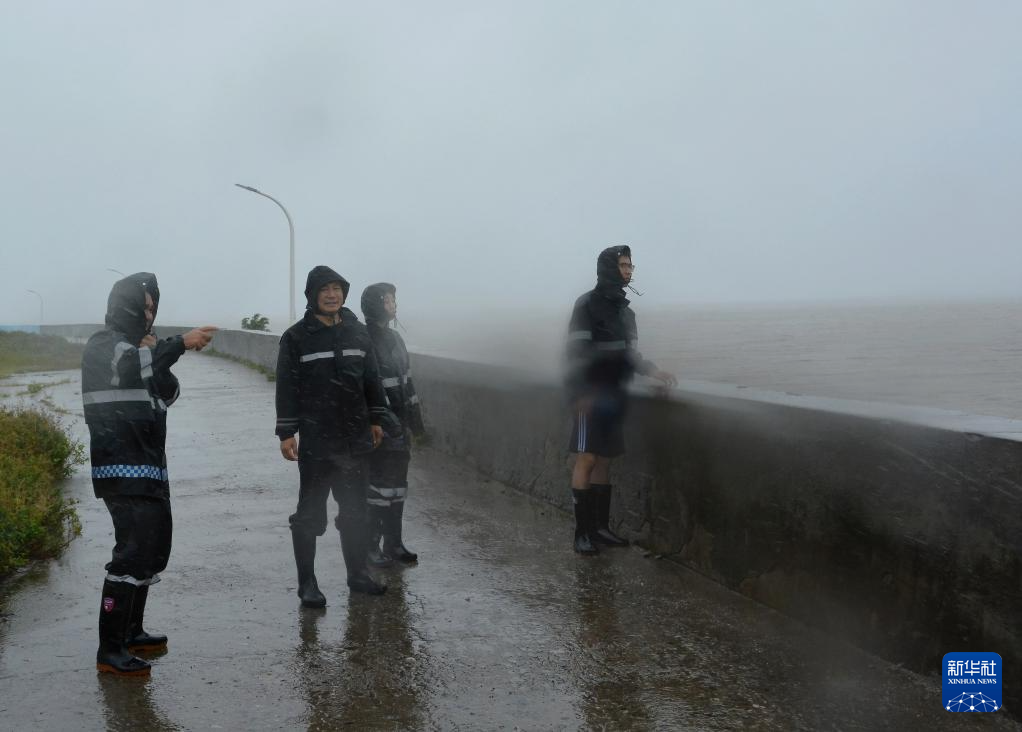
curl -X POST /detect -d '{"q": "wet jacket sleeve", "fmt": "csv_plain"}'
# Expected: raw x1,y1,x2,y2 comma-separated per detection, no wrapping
275,333,300,440
403,374,425,436
362,346,389,427
149,336,185,406
626,316,658,377
565,297,595,398
393,333,424,436
112,336,182,393
631,348,658,377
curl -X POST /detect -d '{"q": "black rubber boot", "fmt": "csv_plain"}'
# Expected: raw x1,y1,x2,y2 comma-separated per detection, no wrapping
366,504,394,568
96,580,152,676
347,571,388,595
382,501,418,564
339,522,386,596
292,529,327,608
572,488,598,555
591,483,629,547
126,585,168,652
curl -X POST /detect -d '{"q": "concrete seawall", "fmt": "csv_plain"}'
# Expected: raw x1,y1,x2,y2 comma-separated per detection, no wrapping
44,324,1022,709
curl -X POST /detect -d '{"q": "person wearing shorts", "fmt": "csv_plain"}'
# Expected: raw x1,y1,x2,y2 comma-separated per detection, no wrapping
565,245,677,554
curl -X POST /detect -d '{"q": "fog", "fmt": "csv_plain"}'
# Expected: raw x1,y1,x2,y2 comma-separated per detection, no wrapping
2,2,1021,328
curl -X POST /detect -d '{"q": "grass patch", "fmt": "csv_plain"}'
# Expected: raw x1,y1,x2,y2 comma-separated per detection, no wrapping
0,332,83,379
39,396,71,416
204,348,276,381
17,378,73,397
0,406,85,578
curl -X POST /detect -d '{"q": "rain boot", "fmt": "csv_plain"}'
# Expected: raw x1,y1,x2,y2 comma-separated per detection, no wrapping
339,520,386,596
572,488,598,555
126,585,168,652
292,529,327,608
382,501,418,564
591,483,629,547
96,580,151,676
366,504,394,568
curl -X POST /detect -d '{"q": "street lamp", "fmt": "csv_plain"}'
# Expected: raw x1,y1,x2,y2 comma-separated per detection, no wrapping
107,268,126,278
26,290,43,326
235,183,296,324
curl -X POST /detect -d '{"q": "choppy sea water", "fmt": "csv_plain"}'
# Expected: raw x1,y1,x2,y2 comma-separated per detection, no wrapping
403,299,1022,420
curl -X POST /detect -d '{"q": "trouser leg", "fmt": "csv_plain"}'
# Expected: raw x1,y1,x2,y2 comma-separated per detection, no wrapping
332,452,386,595
366,470,394,567
289,458,333,606
378,451,416,563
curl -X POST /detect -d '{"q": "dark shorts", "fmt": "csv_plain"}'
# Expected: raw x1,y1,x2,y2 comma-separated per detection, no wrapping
569,390,628,458
103,495,173,584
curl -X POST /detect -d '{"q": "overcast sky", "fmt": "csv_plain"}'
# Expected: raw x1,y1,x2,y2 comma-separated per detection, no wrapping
1,1,1020,328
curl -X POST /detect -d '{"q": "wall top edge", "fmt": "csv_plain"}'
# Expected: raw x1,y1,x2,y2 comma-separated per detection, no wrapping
39,324,1022,442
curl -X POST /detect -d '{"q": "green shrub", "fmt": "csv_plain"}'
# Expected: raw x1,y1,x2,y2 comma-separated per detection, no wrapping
0,407,84,578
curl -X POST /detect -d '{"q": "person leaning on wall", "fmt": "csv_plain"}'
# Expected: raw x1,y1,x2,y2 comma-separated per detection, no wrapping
563,246,677,555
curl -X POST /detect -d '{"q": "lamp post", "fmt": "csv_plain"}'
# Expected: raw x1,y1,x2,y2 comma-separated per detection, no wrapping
235,183,296,324
26,289,43,326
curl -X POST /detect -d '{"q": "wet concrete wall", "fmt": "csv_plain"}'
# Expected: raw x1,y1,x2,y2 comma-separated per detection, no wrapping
43,325,1022,708
407,354,1022,711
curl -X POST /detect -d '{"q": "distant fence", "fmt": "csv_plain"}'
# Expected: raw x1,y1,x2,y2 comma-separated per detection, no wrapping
42,323,1022,713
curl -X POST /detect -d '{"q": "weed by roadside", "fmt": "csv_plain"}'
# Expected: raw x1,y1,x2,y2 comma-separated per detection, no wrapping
0,406,85,578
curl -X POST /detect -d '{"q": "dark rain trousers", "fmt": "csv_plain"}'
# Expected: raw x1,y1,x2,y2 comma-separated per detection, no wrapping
103,495,173,584
290,451,370,539
368,446,410,508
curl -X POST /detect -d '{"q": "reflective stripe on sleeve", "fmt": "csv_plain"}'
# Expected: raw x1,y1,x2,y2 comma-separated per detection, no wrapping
568,330,593,340
139,346,153,380
381,376,401,388
341,349,365,357
110,342,135,386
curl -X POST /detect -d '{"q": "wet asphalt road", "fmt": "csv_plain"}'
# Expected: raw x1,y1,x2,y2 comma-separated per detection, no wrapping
0,356,1017,731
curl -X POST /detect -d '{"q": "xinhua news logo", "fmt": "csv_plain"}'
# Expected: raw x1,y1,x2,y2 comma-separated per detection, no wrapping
943,652,1002,712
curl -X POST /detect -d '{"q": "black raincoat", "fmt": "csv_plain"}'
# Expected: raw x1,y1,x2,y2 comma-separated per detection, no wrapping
275,266,389,457
564,245,657,401
82,273,185,499
360,282,425,449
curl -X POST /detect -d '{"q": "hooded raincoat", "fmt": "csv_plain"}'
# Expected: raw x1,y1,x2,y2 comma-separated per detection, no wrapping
275,266,389,458
82,273,186,500
360,282,424,447
564,245,657,402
